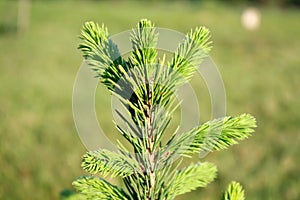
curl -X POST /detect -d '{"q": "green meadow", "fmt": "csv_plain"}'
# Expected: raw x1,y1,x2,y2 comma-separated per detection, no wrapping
0,0,299,199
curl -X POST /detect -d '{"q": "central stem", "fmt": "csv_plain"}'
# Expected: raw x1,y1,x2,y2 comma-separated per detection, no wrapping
145,80,155,200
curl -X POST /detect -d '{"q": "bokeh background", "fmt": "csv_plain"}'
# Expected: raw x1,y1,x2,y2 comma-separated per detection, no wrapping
0,0,299,199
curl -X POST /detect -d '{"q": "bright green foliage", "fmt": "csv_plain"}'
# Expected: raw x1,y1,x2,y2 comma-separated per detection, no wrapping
71,19,257,200
81,149,141,177
163,114,256,160
73,177,130,200
222,181,245,200
166,162,217,198
170,26,212,82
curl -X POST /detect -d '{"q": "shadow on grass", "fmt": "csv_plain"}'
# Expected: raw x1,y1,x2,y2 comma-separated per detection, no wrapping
0,23,17,36
60,189,84,200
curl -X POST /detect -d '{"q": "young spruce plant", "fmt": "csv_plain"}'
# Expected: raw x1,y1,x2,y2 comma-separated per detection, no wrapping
69,19,256,200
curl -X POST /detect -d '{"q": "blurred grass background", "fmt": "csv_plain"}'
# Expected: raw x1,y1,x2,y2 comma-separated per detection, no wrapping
0,0,299,199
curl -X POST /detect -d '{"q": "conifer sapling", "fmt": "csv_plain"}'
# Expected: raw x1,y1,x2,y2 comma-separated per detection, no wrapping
68,19,257,200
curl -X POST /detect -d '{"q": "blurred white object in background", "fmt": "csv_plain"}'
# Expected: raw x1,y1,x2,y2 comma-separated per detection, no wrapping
241,7,261,31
